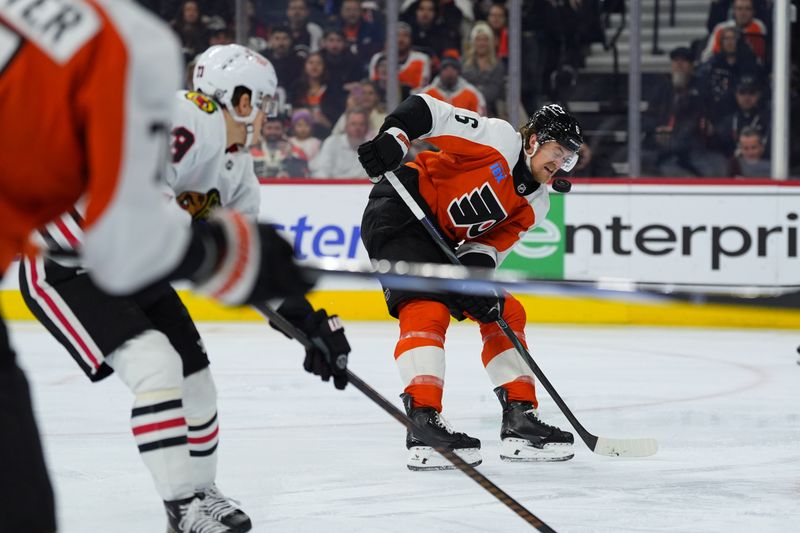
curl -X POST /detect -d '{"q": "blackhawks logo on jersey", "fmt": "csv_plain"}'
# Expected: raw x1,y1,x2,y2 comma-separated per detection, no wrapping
185,91,218,114
176,188,221,221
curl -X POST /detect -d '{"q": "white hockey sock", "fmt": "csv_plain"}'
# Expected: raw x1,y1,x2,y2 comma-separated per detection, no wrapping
183,367,219,491
106,330,194,501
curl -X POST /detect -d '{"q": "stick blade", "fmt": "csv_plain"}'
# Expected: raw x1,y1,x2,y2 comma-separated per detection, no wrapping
593,437,658,457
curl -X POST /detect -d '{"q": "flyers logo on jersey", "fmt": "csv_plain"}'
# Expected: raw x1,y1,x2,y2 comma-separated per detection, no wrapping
185,91,218,114
448,183,507,239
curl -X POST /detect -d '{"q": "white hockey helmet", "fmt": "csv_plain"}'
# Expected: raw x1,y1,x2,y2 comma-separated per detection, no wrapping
193,44,278,123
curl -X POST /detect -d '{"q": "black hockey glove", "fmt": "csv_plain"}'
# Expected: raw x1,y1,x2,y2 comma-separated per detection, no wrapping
357,127,410,179
190,210,313,305
453,288,505,324
302,309,350,390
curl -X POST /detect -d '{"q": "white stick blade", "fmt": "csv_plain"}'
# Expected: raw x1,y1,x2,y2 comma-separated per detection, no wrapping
593,437,658,457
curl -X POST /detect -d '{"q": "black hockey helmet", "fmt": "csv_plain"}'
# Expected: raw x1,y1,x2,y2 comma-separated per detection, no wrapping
522,104,583,154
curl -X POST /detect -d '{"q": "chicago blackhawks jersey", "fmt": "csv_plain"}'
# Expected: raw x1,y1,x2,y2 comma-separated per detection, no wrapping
379,94,549,267
0,0,188,292
168,90,261,220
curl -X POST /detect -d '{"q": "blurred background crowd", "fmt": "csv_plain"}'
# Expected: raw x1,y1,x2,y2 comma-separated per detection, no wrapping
135,0,799,179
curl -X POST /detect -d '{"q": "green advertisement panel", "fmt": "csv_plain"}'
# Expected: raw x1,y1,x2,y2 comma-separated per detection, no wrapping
499,194,565,279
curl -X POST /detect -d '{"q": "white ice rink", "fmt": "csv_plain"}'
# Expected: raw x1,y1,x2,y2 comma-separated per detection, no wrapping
9,321,800,533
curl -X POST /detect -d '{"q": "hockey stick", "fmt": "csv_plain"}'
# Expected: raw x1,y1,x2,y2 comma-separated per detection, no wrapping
253,302,555,532
381,170,658,458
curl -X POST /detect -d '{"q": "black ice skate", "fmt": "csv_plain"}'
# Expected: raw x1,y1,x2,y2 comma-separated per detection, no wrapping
495,387,574,462
165,495,231,533
197,484,251,532
401,393,481,471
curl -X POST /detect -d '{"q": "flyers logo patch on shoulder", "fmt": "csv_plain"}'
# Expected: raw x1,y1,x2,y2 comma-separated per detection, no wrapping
185,91,218,114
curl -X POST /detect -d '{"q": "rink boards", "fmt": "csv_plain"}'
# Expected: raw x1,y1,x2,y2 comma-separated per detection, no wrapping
3,179,800,327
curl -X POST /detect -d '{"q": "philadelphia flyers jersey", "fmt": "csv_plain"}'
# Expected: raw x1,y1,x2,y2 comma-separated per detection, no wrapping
168,90,261,220
404,94,549,267
0,0,189,293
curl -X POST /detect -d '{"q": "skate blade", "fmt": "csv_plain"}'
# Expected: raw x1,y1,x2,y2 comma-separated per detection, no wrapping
406,446,482,471
500,438,574,462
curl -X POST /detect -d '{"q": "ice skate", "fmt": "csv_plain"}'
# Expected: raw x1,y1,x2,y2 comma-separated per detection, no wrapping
165,496,231,533
495,387,574,462
197,484,251,532
402,393,481,471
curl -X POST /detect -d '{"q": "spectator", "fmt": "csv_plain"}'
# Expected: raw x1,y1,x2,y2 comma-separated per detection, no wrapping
289,52,348,138
266,24,304,90
702,0,768,63
698,26,764,117
207,19,233,46
372,55,412,108
404,0,461,65
369,22,431,92
250,116,310,178
706,0,772,34
286,0,324,56
462,21,505,117
171,0,209,64
338,0,384,65
320,26,364,91
288,109,322,162
486,3,509,59
647,47,727,177
420,57,487,115
310,108,370,178
331,80,387,136
710,76,771,157
728,126,771,176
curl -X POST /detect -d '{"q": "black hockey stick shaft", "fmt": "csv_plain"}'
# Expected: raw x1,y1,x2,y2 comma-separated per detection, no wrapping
380,171,604,451
253,302,555,532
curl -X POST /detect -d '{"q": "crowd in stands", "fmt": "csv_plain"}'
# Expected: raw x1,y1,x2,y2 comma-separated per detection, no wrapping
138,0,789,179
643,0,776,177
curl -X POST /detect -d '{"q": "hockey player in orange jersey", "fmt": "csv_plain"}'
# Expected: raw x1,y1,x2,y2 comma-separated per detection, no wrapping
0,2,346,532
358,95,583,469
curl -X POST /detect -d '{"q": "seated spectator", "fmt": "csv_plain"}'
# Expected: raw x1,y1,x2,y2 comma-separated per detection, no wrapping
702,0,768,63
486,3,509,60
288,109,322,162
728,126,771,177
286,0,323,56
251,116,310,178
266,24,304,90
709,76,771,157
646,47,727,177
462,21,505,117
320,26,364,91
697,26,764,117
338,0,384,65
404,0,461,66
289,52,347,139
171,0,209,64
420,57,486,115
706,0,771,35
368,22,431,92
310,108,370,178
372,55,412,108
206,19,233,47
331,80,387,136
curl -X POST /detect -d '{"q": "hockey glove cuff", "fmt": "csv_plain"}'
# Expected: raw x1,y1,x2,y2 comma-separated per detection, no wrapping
192,210,312,305
357,127,410,181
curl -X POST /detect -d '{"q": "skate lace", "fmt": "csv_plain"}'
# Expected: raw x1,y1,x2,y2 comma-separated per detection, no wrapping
523,408,557,431
179,498,229,533
432,412,456,434
202,484,242,521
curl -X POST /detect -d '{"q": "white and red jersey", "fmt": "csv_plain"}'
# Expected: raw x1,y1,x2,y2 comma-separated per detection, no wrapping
393,94,549,266
0,0,189,293
167,90,261,219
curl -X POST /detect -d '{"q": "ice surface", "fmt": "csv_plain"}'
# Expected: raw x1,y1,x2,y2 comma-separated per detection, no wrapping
8,321,800,532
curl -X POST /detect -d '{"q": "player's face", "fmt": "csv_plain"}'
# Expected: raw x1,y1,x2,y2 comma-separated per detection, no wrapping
529,138,578,183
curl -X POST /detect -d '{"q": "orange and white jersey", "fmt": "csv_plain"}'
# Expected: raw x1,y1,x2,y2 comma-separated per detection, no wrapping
419,76,487,116
168,91,260,220
0,0,189,293
407,94,549,266
369,49,431,91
